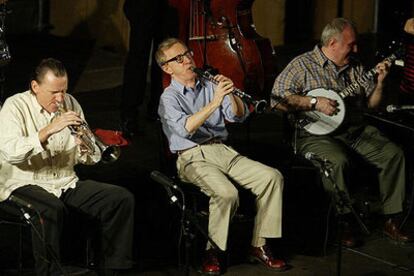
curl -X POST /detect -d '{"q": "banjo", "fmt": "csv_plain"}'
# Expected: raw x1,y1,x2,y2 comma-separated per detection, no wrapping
298,51,401,136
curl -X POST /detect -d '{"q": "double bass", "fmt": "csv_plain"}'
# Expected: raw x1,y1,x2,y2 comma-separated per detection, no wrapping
166,0,276,102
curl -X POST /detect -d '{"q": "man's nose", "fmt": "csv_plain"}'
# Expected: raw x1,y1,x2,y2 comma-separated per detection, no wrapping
55,93,64,103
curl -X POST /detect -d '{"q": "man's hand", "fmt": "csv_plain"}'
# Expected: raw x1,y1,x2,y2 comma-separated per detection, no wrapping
212,74,234,106
404,18,414,35
39,111,83,144
376,60,390,84
74,131,92,154
49,111,83,134
315,97,338,116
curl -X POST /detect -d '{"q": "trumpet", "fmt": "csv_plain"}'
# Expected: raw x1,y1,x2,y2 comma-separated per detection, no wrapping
56,103,121,163
191,67,268,113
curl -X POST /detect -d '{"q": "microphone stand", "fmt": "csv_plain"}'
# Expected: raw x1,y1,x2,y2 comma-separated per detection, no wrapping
16,206,66,276
161,181,220,276
319,161,370,276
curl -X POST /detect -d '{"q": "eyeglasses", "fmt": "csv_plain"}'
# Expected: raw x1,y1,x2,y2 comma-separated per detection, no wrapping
161,49,193,66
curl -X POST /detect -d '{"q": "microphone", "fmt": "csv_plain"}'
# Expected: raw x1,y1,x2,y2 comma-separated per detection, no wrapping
8,195,33,209
304,152,329,164
304,152,331,177
150,170,180,203
386,104,414,113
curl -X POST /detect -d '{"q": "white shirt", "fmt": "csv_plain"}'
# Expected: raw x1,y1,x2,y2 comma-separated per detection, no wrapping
0,91,101,201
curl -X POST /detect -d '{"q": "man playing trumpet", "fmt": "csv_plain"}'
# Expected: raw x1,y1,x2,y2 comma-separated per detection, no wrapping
157,38,288,274
0,58,134,276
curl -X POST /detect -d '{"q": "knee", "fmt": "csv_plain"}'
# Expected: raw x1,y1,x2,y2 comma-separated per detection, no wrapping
330,154,350,170
213,185,239,205
268,168,284,186
106,186,135,210
378,143,405,170
257,168,284,193
37,199,66,223
387,144,404,162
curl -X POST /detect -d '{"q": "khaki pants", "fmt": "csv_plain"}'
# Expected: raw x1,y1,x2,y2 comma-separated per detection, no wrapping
176,143,283,250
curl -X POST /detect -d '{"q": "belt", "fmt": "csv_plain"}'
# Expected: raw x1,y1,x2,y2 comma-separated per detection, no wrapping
177,138,223,155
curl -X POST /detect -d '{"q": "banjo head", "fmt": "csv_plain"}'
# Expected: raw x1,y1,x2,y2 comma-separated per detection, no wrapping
302,88,345,135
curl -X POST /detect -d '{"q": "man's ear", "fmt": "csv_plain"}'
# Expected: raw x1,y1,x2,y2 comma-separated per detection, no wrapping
31,80,39,94
161,64,173,75
328,37,336,48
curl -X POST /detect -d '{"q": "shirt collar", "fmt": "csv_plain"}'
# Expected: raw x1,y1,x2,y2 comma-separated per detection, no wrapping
312,45,329,67
29,90,45,114
29,90,57,118
312,45,350,73
171,78,204,94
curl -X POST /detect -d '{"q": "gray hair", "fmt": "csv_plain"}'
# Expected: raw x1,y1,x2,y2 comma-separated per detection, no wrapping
155,37,187,67
320,18,356,46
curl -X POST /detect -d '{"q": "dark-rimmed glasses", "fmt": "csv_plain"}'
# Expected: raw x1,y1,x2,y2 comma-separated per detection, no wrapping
161,49,194,66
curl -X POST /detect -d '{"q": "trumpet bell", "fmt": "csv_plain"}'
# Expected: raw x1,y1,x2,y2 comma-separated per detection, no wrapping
99,144,121,163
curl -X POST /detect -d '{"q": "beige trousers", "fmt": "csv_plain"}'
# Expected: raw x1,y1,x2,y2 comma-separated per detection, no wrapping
176,143,283,251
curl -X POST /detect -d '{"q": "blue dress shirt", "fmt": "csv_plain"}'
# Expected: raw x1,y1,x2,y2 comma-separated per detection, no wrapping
158,78,249,153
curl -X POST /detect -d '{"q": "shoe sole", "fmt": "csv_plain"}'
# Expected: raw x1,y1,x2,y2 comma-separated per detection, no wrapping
248,256,289,272
197,268,220,275
383,232,412,245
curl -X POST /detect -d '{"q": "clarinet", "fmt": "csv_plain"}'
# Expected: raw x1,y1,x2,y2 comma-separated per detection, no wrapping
191,67,267,113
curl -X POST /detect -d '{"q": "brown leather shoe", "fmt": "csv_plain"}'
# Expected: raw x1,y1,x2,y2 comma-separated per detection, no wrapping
341,221,357,248
249,245,288,271
384,218,413,243
201,249,220,275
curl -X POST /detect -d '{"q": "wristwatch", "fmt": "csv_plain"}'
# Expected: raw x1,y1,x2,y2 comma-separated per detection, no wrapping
310,96,318,110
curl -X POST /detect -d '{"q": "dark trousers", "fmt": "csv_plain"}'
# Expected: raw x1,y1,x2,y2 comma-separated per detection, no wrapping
296,125,406,215
120,0,176,122
0,180,135,276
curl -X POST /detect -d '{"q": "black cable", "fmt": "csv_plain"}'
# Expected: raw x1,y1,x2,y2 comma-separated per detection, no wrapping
176,186,186,272
19,207,67,276
323,200,334,257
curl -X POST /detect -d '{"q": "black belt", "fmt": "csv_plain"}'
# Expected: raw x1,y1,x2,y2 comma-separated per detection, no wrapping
177,138,223,155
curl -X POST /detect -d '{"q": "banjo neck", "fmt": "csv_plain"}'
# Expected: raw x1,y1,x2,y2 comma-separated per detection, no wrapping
338,53,398,99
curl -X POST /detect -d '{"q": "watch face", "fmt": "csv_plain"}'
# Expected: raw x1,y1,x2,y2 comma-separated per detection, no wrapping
310,97,317,104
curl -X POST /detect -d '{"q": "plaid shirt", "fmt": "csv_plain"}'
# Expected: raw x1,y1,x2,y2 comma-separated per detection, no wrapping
271,45,375,107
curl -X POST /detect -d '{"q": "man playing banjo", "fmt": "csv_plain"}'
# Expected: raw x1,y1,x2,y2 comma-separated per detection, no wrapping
272,18,412,246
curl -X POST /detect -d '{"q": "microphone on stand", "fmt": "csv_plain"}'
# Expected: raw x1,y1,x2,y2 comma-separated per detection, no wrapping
8,195,34,221
8,195,33,209
386,104,414,113
304,152,331,177
150,170,181,203
304,152,329,164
